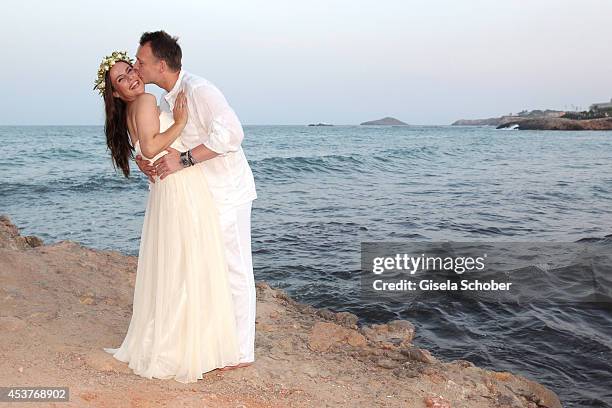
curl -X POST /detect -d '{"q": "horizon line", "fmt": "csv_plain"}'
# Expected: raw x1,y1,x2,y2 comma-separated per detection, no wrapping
0,123,453,127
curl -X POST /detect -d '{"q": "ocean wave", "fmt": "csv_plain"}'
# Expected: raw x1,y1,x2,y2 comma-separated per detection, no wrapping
35,147,95,160
0,174,147,196
251,154,366,179
375,145,441,160
249,148,440,179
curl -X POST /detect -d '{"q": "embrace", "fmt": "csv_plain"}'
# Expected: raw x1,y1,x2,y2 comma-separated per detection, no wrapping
96,31,257,383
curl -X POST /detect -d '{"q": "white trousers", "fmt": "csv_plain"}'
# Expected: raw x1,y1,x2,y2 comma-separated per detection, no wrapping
217,201,256,363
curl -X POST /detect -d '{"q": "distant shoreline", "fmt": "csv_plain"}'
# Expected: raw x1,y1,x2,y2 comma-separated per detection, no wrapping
453,109,612,130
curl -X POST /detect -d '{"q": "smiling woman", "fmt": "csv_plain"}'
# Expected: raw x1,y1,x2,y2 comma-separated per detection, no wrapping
109,62,144,100
98,56,185,177
98,55,136,177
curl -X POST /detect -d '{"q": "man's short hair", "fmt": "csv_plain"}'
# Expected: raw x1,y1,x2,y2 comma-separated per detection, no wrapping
139,30,182,72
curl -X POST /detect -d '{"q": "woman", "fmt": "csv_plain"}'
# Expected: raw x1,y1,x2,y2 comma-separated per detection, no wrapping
95,51,240,383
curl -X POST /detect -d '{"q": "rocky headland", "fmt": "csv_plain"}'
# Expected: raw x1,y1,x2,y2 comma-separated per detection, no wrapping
452,110,565,128
0,215,562,407
496,117,612,130
451,117,502,126
453,109,612,130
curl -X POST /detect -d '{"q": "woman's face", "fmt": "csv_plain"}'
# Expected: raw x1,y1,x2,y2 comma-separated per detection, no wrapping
109,61,145,101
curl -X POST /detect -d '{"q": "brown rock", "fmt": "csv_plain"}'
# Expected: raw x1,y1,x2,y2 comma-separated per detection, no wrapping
388,319,415,334
79,296,96,305
492,371,514,382
515,377,563,408
346,331,368,348
376,358,400,369
316,308,335,320
334,311,358,328
256,322,277,332
308,322,367,352
295,303,317,315
79,392,98,402
273,289,293,303
360,319,415,346
0,215,33,250
427,372,447,384
255,281,277,300
382,349,405,361
453,360,474,368
424,395,451,408
400,346,437,364
83,350,132,374
496,394,523,408
483,378,498,394
24,235,44,247
0,316,27,332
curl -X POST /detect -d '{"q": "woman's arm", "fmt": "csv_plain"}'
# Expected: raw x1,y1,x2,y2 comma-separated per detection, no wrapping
134,92,188,159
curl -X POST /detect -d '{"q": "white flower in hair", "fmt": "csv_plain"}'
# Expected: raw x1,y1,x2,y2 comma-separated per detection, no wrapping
93,50,134,96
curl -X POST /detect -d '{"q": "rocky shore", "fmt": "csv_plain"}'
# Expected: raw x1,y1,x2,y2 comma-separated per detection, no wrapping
453,110,612,130
0,215,562,407
451,118,502,126
452,111,565,128
496,117,612,130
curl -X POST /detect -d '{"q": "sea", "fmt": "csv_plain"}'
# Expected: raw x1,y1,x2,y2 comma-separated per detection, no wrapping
1,124,611,407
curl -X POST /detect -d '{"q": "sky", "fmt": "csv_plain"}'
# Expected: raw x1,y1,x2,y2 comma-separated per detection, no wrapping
1,0,612,125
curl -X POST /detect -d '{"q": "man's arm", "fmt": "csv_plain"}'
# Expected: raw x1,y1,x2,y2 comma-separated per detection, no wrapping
190,144,220,162
154,84,245,180
152,144,219,180
135,155,157,182
191,85,245,155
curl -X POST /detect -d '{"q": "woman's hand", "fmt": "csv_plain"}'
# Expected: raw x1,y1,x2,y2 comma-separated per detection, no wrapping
173,90,188,126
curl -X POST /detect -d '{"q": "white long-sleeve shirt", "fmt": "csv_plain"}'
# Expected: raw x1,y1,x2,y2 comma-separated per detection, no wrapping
160,70,257,210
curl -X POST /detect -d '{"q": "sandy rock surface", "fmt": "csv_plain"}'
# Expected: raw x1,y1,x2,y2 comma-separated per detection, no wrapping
0,215,562,407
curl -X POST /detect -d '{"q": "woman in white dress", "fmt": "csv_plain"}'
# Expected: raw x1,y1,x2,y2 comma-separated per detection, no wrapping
94,51,240,383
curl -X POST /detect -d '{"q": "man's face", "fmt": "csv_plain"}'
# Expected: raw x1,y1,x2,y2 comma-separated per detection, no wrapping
134,43,161,84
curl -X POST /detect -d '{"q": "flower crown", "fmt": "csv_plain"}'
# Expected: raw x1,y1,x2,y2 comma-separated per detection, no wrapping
93,51,134,96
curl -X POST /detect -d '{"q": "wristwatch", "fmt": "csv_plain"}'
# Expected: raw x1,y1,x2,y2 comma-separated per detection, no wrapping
187,149,197,165
179,151,191,168
180,150,197,168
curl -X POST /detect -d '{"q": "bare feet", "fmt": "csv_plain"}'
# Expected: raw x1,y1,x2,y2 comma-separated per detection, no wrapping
218,362,253,371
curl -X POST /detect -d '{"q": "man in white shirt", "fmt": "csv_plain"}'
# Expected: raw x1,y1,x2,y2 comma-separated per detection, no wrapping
133,30,257,368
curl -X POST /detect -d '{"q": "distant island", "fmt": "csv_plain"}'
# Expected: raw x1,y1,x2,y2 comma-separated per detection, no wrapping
360,117,408,126
453,100,612,130
308,123,333,127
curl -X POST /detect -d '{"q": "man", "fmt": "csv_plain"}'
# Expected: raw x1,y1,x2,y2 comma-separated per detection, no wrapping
133,30,257,369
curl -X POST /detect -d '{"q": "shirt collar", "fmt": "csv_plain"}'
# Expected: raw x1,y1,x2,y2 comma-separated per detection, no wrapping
163,70,186,103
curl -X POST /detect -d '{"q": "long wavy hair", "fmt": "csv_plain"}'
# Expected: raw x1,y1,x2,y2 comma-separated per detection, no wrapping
102,68,134,177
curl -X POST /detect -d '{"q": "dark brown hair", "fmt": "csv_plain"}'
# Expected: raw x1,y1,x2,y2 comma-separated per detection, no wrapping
102,69,133,177
139,30,182,71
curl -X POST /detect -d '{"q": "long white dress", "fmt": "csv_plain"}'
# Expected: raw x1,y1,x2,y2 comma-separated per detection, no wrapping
104,111,240,383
